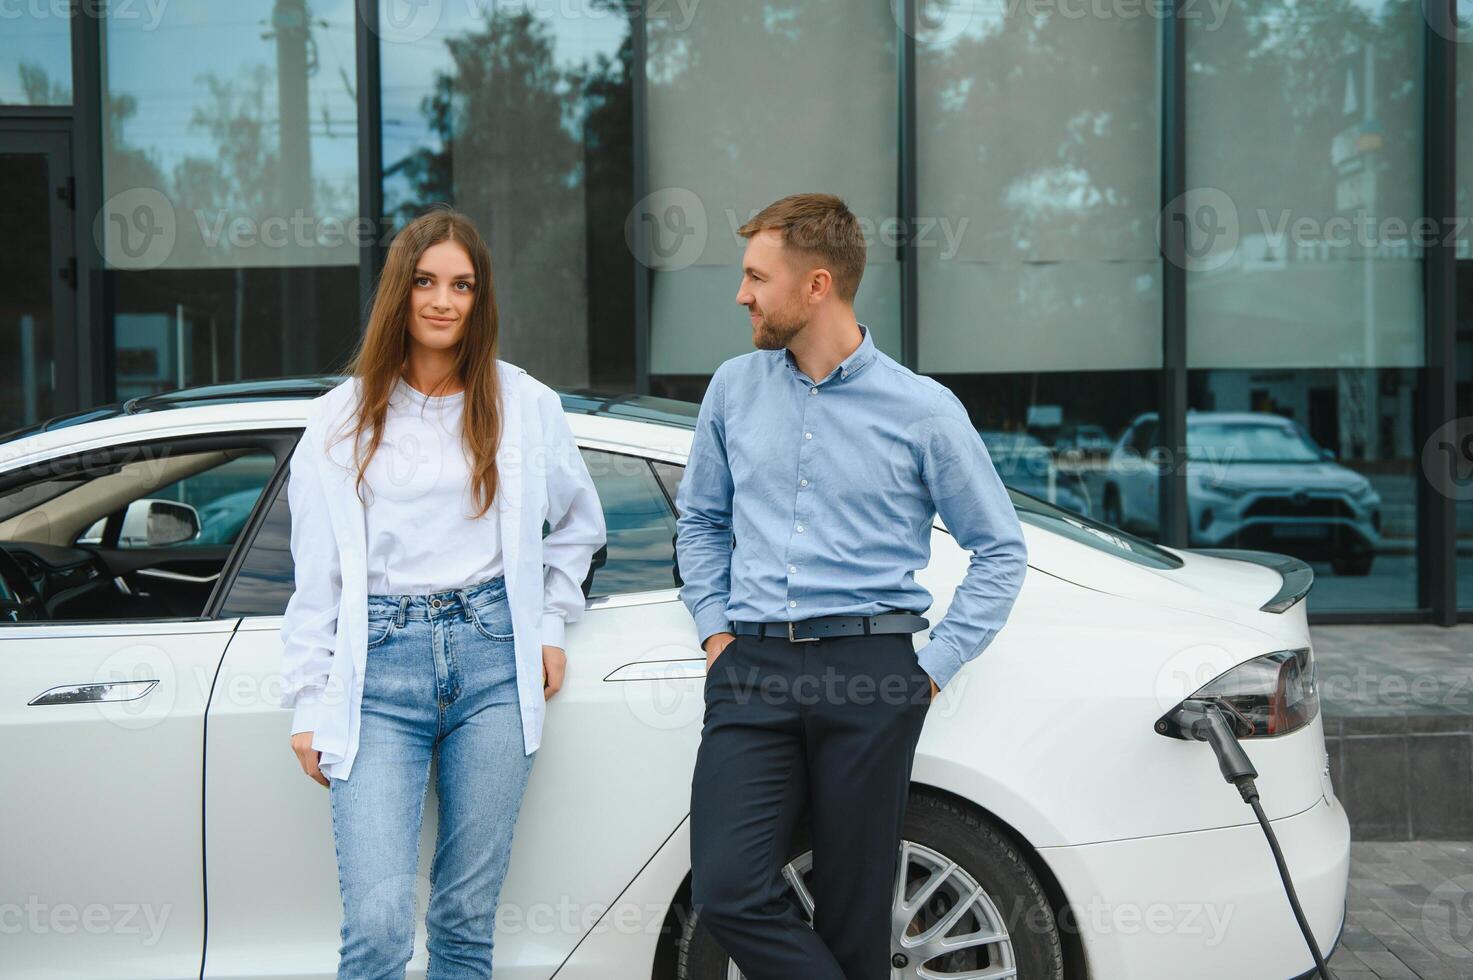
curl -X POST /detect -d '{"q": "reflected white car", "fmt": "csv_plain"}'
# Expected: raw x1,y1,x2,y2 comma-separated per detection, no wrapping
0,378,1347,980
1103,411,1382,576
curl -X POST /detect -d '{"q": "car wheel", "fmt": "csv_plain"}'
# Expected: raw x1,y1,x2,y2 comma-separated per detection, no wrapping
1331,553,1374,576
677,793,1065,980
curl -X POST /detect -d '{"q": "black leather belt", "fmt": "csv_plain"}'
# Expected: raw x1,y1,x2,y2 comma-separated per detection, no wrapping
732,613,929,644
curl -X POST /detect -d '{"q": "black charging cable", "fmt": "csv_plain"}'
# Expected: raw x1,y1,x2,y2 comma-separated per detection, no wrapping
1165,698,1333,980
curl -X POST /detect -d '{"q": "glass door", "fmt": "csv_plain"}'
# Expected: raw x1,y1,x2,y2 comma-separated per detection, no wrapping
0,128,74,433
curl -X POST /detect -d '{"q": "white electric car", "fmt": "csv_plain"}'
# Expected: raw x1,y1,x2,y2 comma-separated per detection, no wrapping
0,377,1348,980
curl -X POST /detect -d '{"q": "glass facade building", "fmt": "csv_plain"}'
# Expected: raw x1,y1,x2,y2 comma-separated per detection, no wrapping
0,0,1468,624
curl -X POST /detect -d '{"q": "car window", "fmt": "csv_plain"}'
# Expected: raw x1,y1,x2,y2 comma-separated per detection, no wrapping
1009,486,1183,569
0,437,292,623
217,470,294,617
580,449,679,597
1127,419,1159,457
78,452,276,550
220,445,682,617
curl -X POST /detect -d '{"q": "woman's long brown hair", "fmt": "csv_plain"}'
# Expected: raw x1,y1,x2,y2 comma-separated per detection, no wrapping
328,204,504,519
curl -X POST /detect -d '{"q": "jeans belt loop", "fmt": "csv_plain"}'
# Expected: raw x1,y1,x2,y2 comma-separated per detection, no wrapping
395,595,409,628
454,587,472,623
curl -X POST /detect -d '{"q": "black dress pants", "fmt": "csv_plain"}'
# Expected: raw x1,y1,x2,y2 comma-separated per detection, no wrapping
689,629,933,980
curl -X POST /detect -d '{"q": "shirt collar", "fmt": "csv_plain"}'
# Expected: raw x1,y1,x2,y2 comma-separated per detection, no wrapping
783,323,877,386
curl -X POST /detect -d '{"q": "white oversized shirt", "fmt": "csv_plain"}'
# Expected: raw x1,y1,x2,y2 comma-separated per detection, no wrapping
361,378,504,595
278,363,607,778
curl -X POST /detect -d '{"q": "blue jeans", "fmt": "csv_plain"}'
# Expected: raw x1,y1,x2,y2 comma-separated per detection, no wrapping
329,573,535,980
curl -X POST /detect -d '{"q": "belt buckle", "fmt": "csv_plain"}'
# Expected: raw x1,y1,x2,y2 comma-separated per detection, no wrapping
788,621,819,643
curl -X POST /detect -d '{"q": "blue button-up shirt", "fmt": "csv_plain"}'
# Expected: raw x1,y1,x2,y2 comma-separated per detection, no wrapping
674,323,1028,691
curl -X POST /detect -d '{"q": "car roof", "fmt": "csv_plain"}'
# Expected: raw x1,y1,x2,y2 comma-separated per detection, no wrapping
1129,410,1305,428
0,375,699,441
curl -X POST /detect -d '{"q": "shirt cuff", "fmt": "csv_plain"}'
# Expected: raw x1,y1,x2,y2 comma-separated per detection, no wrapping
290,692,329,736
541,612,567,650
916,638,966,692
693,602,733,650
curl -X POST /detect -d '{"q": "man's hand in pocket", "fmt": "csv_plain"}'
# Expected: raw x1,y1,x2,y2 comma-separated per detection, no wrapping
704,632,735,671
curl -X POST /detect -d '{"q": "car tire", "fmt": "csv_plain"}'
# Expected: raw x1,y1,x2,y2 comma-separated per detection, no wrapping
677,792,1065,980
1331,553,1374,576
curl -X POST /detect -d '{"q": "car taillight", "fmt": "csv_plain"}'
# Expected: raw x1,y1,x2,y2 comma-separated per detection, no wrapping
1189,648,1318,738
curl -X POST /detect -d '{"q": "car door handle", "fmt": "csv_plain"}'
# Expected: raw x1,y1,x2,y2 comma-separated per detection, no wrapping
29,680,159,706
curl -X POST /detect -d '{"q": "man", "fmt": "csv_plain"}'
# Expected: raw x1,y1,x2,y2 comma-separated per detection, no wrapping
675,192,1028,980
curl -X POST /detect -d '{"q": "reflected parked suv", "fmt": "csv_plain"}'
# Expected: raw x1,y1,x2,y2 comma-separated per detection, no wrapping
1102,411,1382,575
978,429,1092,516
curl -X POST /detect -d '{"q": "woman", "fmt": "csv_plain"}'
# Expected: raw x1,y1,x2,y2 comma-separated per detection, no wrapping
279,204,606,978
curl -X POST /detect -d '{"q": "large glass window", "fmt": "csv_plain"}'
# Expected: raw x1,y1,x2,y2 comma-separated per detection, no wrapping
0,7,71,105
379,0,635,391
1185,0,1425,611
916,7,1160,523
644,0,901,387
1458,21,1473,612
100,1,361,397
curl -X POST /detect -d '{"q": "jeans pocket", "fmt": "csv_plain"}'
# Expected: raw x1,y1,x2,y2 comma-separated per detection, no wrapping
467,595,516,642
365,612,396,649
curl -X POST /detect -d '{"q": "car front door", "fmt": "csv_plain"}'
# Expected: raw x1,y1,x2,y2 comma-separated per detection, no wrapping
0,432,287,979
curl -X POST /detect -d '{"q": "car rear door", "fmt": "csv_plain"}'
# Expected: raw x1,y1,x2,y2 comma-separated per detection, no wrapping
202,442,706,979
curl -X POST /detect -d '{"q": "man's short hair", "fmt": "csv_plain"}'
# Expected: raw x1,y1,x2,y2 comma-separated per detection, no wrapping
737,193,866,303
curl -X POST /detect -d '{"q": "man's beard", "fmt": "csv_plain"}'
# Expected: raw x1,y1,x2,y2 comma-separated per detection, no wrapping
751,304,806,350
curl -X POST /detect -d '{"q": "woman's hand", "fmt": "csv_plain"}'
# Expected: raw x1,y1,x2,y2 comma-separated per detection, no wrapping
291,731,329,788
542,644,566,700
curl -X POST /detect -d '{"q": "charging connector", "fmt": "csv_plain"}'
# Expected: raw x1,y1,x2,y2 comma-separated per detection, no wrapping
1164,698,1334,980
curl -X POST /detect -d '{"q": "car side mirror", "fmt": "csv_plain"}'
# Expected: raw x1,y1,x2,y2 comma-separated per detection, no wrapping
143,500,201,547
1320,447,1334,461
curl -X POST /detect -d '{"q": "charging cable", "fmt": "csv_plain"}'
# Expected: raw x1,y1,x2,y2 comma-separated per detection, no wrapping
1165,698,1333,980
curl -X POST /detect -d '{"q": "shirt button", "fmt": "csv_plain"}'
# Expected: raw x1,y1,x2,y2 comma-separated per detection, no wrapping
804,432,812,439
789,600,797,607
796,524,805,533
809,387,817,396
800,478,808,487
788,565,797,573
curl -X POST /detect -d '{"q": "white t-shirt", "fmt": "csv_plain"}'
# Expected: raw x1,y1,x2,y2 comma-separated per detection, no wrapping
361,377,505,595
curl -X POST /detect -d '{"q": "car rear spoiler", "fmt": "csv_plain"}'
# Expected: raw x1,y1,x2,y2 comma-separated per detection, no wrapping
1187,548,1315,613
